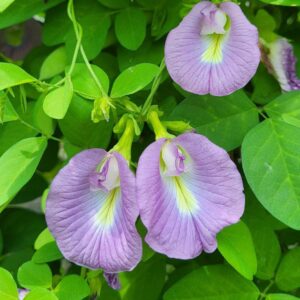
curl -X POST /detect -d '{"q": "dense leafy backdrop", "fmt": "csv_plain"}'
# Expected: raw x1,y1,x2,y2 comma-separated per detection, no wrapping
0,0,300,299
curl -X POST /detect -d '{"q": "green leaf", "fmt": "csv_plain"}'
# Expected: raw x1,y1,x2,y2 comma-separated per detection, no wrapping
151,0,181,39
98,0,129,8
164,265,260,300
43,79,73,119
0,267,18,300
0,92,18,123
0,0,15,13
115,8,147,50
251,65,281,105
217,221,257,280
111,63,159,98
17,261,52,289
169,90,259,151
40,47,67,80
247,222,281,280
32,96,55,137
0,0,64,29
242,119,300,229
34,228,55,250
32,242,62,264
117,38,164,71
267,294,300,300
0,137,47,207
0,230,3,255
24,288,58,300
54,275,90,300
265,91,300,128
0,63,36,91
120,255,166,300
0,121,37,156
59,95,113,149
258,0,300,6
243,184,285,231
42,2,70,47
253,9,278,42
276,247,300,291
70,63,109,99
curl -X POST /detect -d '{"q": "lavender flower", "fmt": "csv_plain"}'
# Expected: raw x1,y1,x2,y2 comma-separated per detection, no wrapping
136,132,244,259
165,1,260,96
263,38,300,91
18,289,29,300
46,149,142,272
103,272,121,290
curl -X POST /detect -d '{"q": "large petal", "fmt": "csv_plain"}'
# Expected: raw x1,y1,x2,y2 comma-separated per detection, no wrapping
165,1,260,96
136,133,244,259
46,149,142,272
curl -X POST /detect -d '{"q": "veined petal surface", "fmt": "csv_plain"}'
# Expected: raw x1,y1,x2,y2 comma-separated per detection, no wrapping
137,133,244,259
46,149,142,272
165,1,260,96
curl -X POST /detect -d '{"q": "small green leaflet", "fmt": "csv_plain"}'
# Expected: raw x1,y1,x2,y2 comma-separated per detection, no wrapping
259,0,300,6
111,63,160,98
0,0,64,29
54,275,90,300
43,78,73,119
248,223,281,280
0,137,47,207
32,242,63,264
34,228,55,250
0,63,36,91
0,267,18,300
70,63,109,99
276,247,300,291
217,221,257,280
18,261,52,289
40,47,67,80
115,7,147,50
24,288,58,300
265,91,300,128
0,91,18,123
0,0,15,13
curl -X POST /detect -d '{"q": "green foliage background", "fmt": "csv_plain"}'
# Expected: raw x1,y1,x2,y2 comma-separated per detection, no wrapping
0,0,300,299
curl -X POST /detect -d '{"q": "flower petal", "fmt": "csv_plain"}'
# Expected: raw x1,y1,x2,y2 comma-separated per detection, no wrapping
46,149,142,272
103,272,121,290
165,1,260,96
136,133,244,259
264,38,300,91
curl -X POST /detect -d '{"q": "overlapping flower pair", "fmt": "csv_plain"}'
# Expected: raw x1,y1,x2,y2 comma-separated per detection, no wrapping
46,112,244,284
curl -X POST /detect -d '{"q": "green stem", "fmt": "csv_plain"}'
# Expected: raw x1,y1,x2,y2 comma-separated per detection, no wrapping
67,0,108,98
259,280,274,300
258,107,268,119
80,267,87,278
20,119,62,143
111,118,135,162
148,110,173,140
141,58,165,116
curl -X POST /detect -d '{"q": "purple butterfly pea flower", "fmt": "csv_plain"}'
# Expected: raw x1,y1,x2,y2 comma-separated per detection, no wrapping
262,38,300,91
18,289,29,300
46,149,142,273
136,132,244,259
103,272,121,290
165,1,260,96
